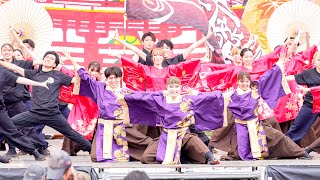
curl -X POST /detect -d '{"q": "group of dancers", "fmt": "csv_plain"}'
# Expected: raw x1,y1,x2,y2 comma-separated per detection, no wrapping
0,25,319,165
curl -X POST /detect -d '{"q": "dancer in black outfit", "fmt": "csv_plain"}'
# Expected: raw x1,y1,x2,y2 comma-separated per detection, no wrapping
0,66,48,163
0,51,92,159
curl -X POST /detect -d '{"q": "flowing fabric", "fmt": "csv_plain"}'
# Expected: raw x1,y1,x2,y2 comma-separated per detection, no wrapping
311,86,320,113
206,45,285,91
274,45,318,122
124,91,224,164
58,68,99,140
121,56,201,92
196,63,231,91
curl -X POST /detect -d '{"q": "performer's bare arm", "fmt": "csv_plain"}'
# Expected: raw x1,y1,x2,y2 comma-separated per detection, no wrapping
286,75,295,81
132,54,140,62
112,29,147,61
16,77,48,89
9,27,41,62
61,49,80,84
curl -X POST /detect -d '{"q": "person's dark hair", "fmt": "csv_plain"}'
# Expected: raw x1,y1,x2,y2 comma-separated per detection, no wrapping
124,171,150,180
1,43,14,51
104,66,122,78
237,71,251,82
43,51,60,67
22,39,35,49
88,61,101,72
250,81,259,89
156,39,174,50
14,49,23,56
142,32,156,42
240,48,253,57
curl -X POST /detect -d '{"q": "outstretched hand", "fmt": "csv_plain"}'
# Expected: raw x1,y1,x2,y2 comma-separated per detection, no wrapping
278,52,287,63
112,29,121,41
41,81,49,90
61,49,72,60
298,85,310,93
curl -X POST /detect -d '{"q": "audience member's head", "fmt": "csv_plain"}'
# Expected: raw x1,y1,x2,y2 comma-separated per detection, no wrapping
123,170,150,180
46,150,72,180
23,163,46,180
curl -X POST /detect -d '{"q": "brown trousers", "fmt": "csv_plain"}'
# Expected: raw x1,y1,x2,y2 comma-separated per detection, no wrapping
221,120,305,160
141,133,209,164
62,137,82,156
126,124,158,161
209,109,282,153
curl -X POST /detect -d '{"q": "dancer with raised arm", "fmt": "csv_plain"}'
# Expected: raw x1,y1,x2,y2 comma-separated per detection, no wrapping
0,51,92,158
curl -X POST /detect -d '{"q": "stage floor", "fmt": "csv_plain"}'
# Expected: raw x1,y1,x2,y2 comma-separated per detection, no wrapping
1,127,320,179
0,139,320,180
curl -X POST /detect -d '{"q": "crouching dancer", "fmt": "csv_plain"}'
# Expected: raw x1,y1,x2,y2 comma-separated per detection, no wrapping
117,76,222,165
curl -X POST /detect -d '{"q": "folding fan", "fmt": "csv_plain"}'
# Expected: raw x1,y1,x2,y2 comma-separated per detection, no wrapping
0,0,53,58
267,0,320,52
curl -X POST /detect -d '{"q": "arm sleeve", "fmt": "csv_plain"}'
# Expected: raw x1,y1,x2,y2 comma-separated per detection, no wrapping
191,92,225,131
311,86,320,113
3,69,18,87
168,59,201,92
138,54,154,66
257,64,291,109
60,66,75,77
252,45,286,71
163,54,185,67
77,68,100,102
15,60,33,69
124,92,161,126
206,66,241,91
24,69,37,80
59,71,73,86
294,71,308,85
121,56,147,91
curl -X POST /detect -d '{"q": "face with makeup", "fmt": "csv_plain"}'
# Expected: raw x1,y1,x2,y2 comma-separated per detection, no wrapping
237,76,251,92
13,50,24,60
106,75,121,89
88,67,100,80
1,44,14,61
241,50,254,68
167,83,181,99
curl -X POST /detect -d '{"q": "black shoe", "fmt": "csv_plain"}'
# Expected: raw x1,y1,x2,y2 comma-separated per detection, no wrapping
305,147,313,154
299,152,314,160
0,143,6,151
4,149,17,158
17,150,28,156
0,155,11,163
38,148,50,156
32,150,46,161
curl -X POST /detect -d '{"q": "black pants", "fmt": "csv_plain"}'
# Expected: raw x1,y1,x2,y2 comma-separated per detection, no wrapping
11,111,91,152
0,110,36,154
5,101,48,149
